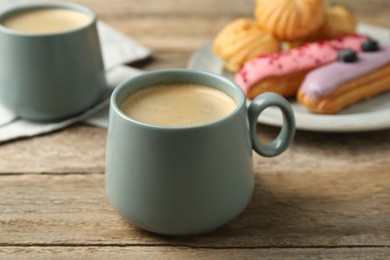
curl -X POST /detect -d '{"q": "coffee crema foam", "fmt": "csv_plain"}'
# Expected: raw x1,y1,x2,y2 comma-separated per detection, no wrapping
120,83,237,127
2,8,91,34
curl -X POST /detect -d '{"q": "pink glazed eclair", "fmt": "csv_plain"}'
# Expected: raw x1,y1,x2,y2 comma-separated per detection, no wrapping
234,35,366,99
297,41,390,114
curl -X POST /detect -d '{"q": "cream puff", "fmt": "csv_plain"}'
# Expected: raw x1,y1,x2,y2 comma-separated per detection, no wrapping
213,18,280,72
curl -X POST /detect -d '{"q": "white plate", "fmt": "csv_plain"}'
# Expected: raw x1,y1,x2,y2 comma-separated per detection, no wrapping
188,24,390,132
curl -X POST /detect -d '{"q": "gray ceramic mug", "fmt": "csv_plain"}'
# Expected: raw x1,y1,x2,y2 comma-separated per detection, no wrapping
106,69,295,236
0,2,106,121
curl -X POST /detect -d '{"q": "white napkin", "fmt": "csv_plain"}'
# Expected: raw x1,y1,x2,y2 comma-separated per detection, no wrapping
0,2,150,143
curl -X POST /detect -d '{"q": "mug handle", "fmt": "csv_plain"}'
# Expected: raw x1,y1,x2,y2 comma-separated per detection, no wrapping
248,93,296,157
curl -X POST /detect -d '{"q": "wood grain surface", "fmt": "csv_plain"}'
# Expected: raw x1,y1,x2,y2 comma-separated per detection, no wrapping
1,0,389,258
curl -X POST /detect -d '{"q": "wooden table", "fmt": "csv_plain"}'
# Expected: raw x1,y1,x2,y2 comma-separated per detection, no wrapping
1,0,389,258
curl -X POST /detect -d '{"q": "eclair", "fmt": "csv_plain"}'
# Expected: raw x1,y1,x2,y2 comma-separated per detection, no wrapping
234,35,366,99
297,39,390,114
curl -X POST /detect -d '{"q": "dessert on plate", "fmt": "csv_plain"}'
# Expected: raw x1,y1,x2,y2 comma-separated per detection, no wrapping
254,0,325,41
233,35,366,99
211,0,389,114
297,39,390,114
213,18,280,72
317,5,357,40
287,5,357,48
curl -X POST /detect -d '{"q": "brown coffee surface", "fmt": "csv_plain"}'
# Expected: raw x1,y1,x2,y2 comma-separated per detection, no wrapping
120,83,236,127
2,8,91,33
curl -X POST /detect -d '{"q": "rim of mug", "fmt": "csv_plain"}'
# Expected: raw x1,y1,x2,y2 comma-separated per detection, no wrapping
111,69,247,130
0,2,97,37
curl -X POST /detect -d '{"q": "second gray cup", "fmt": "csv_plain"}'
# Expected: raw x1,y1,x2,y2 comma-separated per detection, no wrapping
0,2,106,121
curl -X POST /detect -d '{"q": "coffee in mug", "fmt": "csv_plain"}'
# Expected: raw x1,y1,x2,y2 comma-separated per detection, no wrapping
106,69,296,236
120,83,237,127
0,3,106,121
2,8,92,34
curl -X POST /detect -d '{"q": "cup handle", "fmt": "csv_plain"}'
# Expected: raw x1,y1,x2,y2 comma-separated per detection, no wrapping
248,93,296,157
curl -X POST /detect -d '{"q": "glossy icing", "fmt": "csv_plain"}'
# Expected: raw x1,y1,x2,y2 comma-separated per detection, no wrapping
234,35,366,94
300,44,390,99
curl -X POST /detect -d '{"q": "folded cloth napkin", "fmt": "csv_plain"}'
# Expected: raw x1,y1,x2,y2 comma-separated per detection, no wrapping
0,1,149,143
